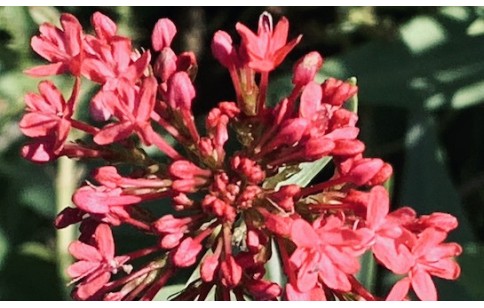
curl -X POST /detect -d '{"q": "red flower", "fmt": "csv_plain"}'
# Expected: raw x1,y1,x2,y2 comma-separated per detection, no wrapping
82,36,150,86
387,227,462,301
26,13,83,76
19,79,79,158
72,185,142,225
94,77,157,145
236,12,301,72
289,217,365,293
68,223,129,300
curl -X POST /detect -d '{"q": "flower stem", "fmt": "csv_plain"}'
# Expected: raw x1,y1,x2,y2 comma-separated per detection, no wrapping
55,156,77,299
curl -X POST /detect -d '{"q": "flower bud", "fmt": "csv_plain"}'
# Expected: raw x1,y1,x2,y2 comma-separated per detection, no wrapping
169,160,211,179
221,255,242,288
153,214,189,234
166,72,196,110
152,18,177,51
91,12,117,41
172,237,202,267
200,254,220,282
154,47,177,82
160,232,184,249
322,77,358,106
332,139,365,156
292,51,323,86
211,30,236,68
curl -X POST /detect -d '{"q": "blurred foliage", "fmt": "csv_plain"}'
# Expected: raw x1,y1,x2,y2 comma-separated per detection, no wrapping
0,6,483,300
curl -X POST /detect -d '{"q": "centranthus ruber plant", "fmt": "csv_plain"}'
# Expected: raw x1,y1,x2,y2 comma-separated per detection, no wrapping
20,11,462,301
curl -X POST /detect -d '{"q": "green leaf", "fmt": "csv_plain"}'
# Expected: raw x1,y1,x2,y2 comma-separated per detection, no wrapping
19,182,56,218
0,227,8,270
356,251,377,293
28,6,60,26
399,110,475,243
452,243,484,300
321,8,484,111
153,284,186,301
276,157,332,188
18,242,55,263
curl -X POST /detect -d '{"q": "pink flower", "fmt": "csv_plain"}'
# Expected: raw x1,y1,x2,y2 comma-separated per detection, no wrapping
82,37,151,86
72,185,142,225
68,223,129,300
26,13,83,76
236,12,301,72
387,227,462,301
289,217,365,292
94,76,157,145
19,79,79,157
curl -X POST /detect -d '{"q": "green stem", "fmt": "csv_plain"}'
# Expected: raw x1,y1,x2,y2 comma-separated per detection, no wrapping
55,156,77,299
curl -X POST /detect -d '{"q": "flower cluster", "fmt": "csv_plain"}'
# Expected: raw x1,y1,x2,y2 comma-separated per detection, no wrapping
20,11,461,301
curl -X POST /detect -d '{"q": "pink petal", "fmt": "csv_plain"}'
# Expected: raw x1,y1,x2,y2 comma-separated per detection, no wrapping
296,252,319,292
152,18,177,51
93,122,134,145
19,113,58,137
386,277,411,301
21,138,57,163
111,37,132,72
318,253,351,291
286,283,326,301
24,62,67,77
172,237,202,268
94,223,115,260
125,50,151,83
290,219,319,248
39,80,65,112
411,268,437,301
135,76,157,122
373,237,413,274
92,12,117,41
413,228,447,257
75,271,110,300
67,260,99,278
299,81,322,119
69,240,102,261
424,258,461,280
325,245,360,274
60,13,82,56
271,17,289,51
366,186,390,229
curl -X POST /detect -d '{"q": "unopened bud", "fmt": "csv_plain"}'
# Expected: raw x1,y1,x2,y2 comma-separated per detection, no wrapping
292,51,323,86
152,18,177,51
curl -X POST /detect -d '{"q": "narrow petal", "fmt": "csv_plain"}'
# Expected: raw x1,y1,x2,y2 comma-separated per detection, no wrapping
67,260,99,278
411,269,437,301
386,277,411,301
95,223,115,260
75,271,111,300
69,240,102,262
93,122,134,145
24,62,67,76
367,186,390,229
291,219,319,248
299,81,322,119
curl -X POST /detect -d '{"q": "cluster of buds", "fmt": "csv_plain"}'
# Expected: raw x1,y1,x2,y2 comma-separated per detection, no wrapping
20,11,461,301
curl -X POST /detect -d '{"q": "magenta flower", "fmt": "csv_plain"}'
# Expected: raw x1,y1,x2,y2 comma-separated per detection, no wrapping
20,11,462,301
236,12,301,72
26,13,83,76
68,223,130,300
